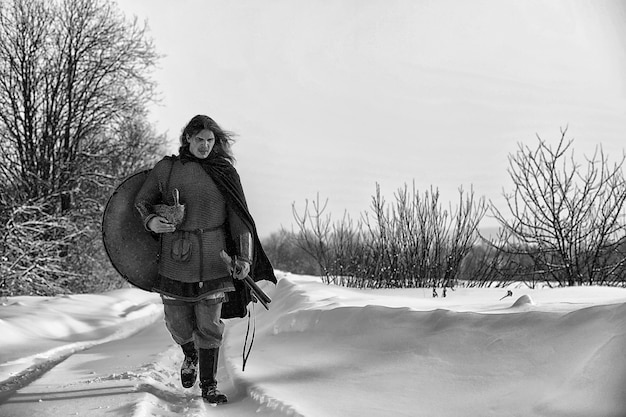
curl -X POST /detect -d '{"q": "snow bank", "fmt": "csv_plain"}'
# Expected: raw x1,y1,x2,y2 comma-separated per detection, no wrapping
224,273,626,417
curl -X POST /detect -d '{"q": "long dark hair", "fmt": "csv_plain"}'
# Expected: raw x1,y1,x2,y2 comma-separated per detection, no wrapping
179,115,236,163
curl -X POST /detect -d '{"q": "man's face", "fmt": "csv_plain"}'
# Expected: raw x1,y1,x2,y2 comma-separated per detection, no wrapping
188,129,215,159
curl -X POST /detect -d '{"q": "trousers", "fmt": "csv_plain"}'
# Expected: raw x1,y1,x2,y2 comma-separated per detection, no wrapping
162,296,225,349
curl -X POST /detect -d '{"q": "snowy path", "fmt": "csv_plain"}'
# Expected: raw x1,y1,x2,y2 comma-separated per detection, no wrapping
0,320,174,416
0,303,284,417
0,321,286,417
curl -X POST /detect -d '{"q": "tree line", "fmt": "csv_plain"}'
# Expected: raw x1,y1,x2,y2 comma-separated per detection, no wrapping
0,0,165,295
266,130,626,289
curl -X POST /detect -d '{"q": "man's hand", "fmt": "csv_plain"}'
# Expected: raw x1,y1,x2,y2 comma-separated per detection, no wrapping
233,258,251,280
148,216,176,233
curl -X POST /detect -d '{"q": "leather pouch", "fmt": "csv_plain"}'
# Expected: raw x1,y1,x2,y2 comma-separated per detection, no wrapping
171,231,192,262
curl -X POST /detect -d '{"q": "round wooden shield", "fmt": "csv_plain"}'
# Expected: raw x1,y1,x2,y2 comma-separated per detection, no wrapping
102,170,159,292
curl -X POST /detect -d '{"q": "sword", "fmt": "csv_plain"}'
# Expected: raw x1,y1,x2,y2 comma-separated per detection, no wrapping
220,250,271,310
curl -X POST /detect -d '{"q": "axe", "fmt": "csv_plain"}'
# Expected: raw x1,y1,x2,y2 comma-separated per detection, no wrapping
220,250,271,310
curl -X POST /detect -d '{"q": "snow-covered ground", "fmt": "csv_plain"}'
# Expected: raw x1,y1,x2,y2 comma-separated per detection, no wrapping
1,272,625,416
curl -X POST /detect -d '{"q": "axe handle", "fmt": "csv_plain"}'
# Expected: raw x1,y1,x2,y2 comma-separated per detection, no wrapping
244,276,271,310
220,251,271,310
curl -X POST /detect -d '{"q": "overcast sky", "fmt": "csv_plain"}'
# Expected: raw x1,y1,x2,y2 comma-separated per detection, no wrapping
117,0,626,238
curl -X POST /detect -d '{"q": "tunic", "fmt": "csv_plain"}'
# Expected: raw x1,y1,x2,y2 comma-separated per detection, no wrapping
134,157,250,300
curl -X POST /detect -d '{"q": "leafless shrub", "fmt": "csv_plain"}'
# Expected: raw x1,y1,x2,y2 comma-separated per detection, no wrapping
0,200,124,296
491,129,626,287
293,184,487,288
291,194,333,282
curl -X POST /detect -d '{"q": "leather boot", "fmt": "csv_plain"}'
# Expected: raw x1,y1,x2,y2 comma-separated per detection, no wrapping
199,348,227,404
180,341,198,388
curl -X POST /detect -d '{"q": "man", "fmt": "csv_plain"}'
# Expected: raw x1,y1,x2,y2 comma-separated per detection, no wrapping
134,114,276,404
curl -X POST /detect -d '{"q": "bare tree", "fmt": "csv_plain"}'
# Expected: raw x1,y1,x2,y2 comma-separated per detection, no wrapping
0,0,163,295
0,0,159,210
291,194,333,281
491,129,626,286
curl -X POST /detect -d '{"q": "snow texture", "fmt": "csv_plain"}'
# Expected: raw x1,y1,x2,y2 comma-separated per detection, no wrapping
1,272,626,416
